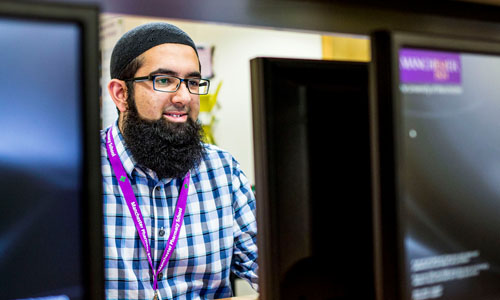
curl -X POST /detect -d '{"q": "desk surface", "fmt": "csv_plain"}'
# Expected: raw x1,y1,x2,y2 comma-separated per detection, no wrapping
218,296,258,300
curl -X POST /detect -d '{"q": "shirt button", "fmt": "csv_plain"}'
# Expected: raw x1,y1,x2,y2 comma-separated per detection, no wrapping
159,229,165,236
158,272,163,280
155,186,160,191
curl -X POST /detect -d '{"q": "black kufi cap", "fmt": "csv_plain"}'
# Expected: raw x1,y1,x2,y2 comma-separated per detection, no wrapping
110,22,198,79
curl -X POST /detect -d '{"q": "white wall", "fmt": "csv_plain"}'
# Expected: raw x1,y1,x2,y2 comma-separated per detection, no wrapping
101,14,323,185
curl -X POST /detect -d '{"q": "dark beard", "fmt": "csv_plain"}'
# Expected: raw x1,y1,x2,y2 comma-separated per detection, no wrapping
122,98,205,180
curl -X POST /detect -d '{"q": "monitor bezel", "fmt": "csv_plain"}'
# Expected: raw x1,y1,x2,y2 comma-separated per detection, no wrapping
0,1,103,299
370,30,500,300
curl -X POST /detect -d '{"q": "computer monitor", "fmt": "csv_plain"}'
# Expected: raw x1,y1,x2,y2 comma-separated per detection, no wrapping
370,30,500,300
0,2,103,299
251,57,374,300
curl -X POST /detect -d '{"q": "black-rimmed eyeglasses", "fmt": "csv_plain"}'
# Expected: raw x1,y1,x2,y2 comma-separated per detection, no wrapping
124,74,210,95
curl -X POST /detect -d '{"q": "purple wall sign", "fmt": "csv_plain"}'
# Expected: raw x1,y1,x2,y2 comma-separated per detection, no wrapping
399,48,462,85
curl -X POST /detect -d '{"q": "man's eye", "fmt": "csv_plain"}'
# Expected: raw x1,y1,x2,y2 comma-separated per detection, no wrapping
155,77,174,85
188,80,200,87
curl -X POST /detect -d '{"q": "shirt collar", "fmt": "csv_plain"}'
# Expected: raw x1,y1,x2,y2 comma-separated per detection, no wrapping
110,120,139,178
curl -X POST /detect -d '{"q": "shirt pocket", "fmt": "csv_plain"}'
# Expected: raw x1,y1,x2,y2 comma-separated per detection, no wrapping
113,216,154,282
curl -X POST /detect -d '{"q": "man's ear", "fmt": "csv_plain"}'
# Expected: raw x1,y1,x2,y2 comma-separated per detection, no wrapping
108,79,129,113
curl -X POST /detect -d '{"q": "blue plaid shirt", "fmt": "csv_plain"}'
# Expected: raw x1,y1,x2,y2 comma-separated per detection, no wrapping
101,121,258,300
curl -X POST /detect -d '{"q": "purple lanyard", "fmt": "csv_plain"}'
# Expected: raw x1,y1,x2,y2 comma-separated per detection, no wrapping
106,127,189,291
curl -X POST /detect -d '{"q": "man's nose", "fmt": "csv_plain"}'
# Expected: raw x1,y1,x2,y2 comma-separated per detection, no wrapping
172,81,191,105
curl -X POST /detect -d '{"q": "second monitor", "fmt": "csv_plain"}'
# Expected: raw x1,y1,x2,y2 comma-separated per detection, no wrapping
251,57,373,300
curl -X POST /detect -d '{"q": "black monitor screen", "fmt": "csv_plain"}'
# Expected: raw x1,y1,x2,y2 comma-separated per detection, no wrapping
398,47,500,300
371,31,500,300
0,17,86,300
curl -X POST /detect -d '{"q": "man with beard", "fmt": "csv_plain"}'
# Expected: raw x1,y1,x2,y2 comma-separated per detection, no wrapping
101,22,258,300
